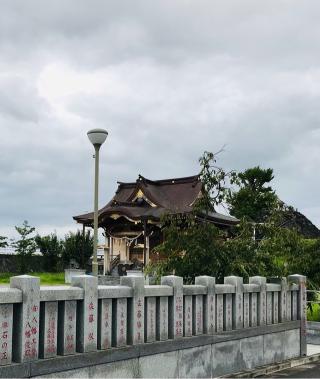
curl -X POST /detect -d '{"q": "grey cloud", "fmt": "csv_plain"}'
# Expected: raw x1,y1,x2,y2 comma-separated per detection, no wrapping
1,0,320,238
1,1,319,69
0,75,46,122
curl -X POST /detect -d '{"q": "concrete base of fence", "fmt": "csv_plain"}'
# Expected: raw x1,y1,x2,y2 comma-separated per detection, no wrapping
0,321,300,378
97,276,120,286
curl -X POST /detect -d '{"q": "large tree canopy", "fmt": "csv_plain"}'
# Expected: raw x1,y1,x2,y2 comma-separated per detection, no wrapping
150,212,305,283
228,166,278,222
149,154,316,287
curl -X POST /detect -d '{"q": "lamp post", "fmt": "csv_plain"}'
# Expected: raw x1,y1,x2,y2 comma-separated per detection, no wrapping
87,128,108,276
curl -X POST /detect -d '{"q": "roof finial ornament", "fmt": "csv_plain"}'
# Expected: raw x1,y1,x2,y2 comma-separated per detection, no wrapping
137,174,149,186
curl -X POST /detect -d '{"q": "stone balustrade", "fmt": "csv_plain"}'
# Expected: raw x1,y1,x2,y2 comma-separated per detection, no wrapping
0,273,306,371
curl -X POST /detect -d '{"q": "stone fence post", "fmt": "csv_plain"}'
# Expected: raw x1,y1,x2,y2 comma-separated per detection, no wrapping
249,276,266,326
161,276,183,339
288,274,307,357
184,294,192,337
156,296,168,341
145,296,156,342
120,276,145,345
39,301,58,359
269,277,288,322
224,276,243,329
113,297,127,347
98,297,112,350
58,300,77,355
10,275,40,363
195,276,215,334
280,277,288,322
71,275,98,353
0,302,13,366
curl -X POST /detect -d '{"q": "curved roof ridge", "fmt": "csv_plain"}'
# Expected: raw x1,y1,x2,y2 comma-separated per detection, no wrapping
116,174,200,191
138,174,200,185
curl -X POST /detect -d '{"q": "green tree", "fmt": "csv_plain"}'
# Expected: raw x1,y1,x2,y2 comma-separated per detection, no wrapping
152,214,290,282
12,220,37,273
149,154,305,284
0,236,8,248
149,152,272,282
288,238,320,289
62,230,93,269
196,150,236,214
150,211,304,283
228,166,278,222
152,215,224,282
35,234,64,272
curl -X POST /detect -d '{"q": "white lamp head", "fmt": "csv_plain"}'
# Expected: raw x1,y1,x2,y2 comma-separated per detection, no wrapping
87,128,108,147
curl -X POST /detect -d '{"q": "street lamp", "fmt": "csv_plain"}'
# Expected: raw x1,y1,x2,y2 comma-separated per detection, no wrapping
87,128,108,276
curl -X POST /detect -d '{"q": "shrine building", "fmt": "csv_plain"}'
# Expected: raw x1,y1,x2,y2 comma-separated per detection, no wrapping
73,175,239,275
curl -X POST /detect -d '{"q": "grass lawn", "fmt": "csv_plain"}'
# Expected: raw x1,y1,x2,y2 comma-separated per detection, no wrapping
0,272,65,285
308,303,320,322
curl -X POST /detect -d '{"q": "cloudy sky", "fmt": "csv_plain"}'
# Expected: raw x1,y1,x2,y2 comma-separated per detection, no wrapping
1,0,320,239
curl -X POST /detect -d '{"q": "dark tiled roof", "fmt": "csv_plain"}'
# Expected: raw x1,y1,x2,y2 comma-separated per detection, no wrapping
73,175,239,226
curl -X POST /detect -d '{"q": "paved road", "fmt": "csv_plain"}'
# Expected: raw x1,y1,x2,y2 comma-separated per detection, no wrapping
265,361,320,378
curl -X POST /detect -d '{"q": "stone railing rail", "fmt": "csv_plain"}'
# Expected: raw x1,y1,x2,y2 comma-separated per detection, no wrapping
0,273,307,373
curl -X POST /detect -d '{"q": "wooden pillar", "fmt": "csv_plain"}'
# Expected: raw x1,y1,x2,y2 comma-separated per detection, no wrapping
143,219,147,267
81,224,86,269
109,236,113,273
103,233,110,275
146,235,150,266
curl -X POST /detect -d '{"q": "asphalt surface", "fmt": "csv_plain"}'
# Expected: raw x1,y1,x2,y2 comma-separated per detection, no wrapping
264,361,320,378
